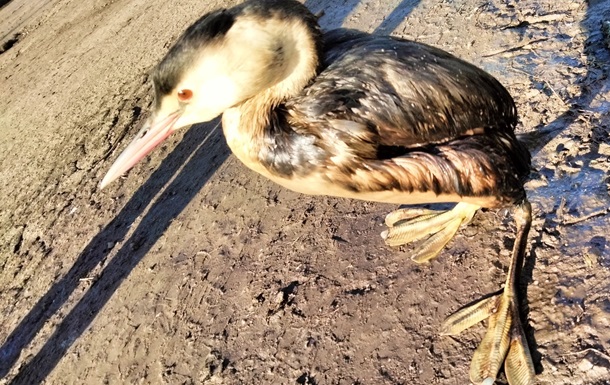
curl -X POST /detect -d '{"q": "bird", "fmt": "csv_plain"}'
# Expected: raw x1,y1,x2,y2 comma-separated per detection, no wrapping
100,1,535,384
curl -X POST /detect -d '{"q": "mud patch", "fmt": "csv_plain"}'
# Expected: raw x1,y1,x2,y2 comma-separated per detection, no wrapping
0,32,21,54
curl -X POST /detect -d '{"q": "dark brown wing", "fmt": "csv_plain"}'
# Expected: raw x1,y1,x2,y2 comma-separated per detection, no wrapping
288,29,518,150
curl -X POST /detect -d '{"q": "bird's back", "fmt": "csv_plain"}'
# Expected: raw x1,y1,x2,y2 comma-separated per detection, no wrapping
291,29,519,148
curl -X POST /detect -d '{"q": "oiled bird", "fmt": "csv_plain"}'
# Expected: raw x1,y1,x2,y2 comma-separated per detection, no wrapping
101,1,535,384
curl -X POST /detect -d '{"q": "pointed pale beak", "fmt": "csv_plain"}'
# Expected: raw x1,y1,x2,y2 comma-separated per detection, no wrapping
100,109,183,189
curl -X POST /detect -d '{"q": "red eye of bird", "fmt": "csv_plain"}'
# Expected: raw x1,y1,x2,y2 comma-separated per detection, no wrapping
177,89,193,102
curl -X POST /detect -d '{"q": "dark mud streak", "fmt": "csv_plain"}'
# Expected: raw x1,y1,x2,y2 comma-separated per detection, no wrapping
1,121,230,384
0,32,21,54
0,0,13,10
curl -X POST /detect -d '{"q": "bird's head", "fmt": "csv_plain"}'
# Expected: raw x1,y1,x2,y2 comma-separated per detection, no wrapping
100,0,321,188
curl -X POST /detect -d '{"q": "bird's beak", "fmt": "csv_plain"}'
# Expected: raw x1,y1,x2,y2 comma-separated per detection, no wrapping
100,109,183,189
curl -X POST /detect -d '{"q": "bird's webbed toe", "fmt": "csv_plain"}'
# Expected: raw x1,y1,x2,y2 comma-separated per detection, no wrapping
441,201,535,385
441,289,535,385
381,202,479,263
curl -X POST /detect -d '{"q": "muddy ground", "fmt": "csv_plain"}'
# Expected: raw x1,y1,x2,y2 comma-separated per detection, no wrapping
1,0,609,384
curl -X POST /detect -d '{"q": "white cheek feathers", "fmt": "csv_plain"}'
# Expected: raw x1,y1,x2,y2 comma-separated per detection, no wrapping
176,74,240,127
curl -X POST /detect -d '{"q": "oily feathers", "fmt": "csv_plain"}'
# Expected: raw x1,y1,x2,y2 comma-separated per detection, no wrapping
254,30,530,204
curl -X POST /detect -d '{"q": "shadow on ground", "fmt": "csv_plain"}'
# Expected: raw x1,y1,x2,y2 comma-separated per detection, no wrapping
304,0,420,33
0,120,230,384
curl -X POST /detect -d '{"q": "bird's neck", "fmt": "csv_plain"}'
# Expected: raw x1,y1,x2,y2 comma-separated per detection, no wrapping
228,16,321,140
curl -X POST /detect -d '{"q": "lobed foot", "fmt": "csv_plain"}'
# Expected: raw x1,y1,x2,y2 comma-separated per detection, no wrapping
441,290,535,385
381,202,479,263
441,201,535,385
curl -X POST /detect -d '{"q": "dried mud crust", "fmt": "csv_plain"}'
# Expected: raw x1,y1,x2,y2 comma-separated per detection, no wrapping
0,0,609,384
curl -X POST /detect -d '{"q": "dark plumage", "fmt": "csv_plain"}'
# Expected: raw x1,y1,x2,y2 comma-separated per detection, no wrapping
101,1,537,384
259,29,531,202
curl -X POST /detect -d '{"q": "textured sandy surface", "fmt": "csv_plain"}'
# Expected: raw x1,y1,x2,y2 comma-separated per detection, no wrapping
1,0,609,384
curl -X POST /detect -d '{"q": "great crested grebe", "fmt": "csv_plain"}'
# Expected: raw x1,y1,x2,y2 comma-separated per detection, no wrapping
101,1,535,384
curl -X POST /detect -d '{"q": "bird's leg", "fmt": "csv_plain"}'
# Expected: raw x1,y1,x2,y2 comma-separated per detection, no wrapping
441,200,535,385
381,202,480,263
